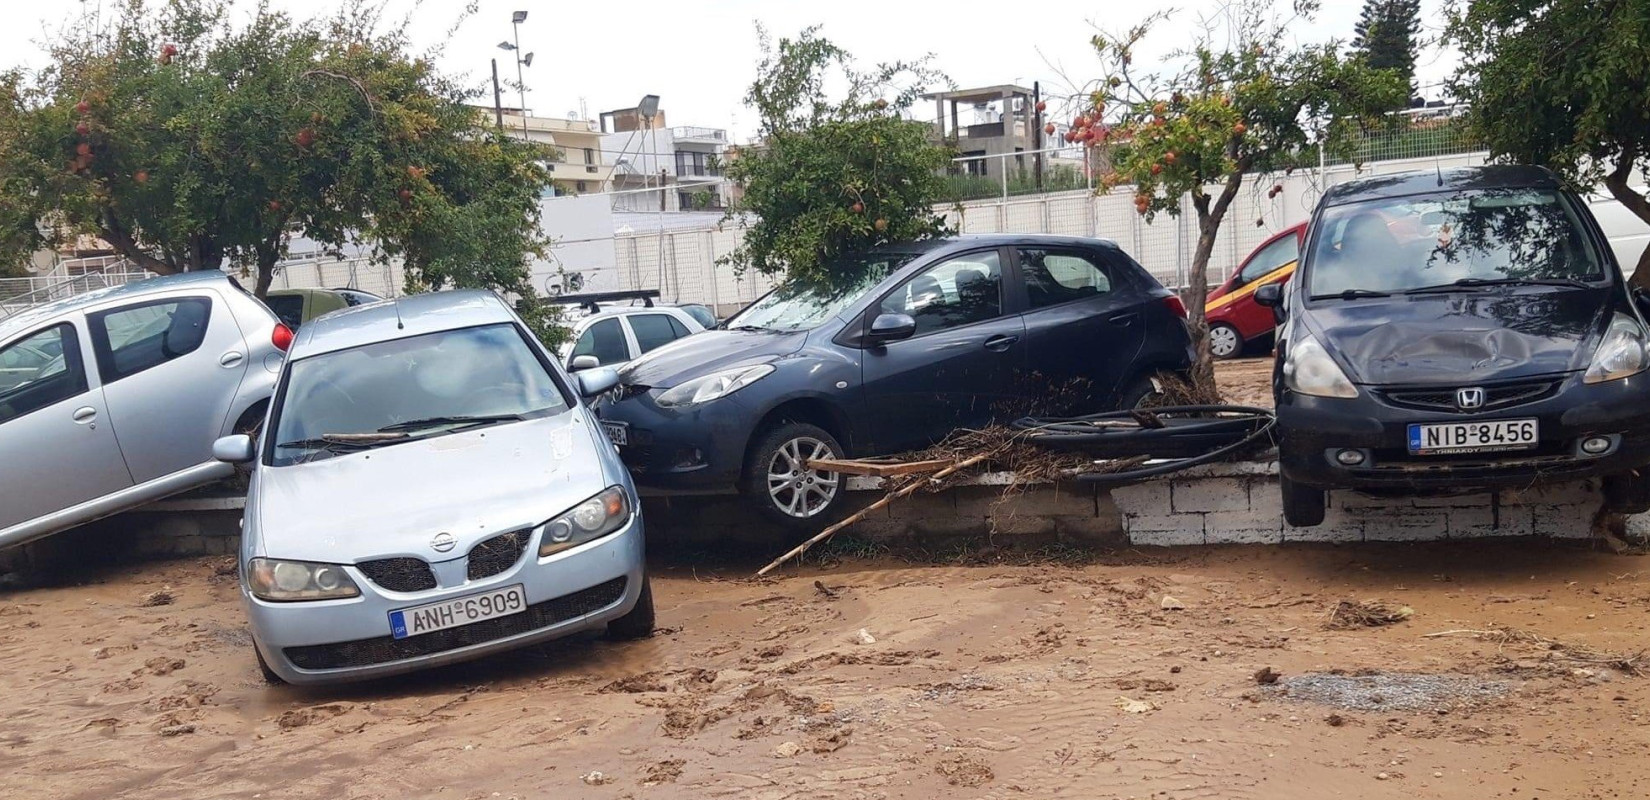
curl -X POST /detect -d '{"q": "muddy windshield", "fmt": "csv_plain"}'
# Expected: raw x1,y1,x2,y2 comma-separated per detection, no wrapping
269,323,570,465
723,253,919,332
1307,188,1606,298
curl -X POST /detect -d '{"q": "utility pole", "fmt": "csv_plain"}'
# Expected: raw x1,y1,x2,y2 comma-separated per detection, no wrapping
490,59,504,132
1032,81,1044,192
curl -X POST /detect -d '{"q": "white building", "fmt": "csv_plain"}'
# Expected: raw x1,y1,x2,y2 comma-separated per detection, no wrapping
600,125,730,213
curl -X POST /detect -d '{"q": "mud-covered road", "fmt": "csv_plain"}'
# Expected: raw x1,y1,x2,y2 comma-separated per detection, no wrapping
4,542,1648,800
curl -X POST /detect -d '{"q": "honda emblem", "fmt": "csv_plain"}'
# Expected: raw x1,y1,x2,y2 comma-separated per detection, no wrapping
1456,387,1486,410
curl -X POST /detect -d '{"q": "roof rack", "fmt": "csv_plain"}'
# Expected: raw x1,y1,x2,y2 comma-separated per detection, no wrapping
554,290,661,314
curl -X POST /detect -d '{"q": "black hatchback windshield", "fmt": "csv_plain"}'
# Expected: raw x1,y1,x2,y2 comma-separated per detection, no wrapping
1307,188,1605,298
270,323,569,465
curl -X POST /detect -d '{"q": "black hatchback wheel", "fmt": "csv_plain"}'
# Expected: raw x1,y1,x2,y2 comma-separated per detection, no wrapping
1281,475,1326,528
742,422,845,530
1603,471,1650,514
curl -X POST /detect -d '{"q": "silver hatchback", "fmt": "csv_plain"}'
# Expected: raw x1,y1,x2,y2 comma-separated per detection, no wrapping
0,272,286,549
212,290,650,685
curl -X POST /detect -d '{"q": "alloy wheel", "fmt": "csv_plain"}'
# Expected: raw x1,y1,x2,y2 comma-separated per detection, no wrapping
766,436,840,519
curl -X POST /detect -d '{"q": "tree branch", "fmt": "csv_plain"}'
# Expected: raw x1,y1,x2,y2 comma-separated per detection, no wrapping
98,210,178,275
1605,144,1650,226
301,69,377,114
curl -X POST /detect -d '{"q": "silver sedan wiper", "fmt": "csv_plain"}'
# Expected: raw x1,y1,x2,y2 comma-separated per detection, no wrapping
377,413,526,433
276,433,407,453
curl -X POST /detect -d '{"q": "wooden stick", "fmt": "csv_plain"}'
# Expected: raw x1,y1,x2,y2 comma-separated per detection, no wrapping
755,453,991,577
805,457,953,477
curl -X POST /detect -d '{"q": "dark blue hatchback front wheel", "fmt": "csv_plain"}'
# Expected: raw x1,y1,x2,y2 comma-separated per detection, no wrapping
741,421,847,531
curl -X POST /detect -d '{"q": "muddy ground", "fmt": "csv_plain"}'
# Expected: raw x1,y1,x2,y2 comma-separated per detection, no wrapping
1214,357,1273,408
4,541,1649,800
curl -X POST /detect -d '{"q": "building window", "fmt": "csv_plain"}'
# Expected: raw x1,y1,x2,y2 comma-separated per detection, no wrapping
583,147,594,165
576,180,588,193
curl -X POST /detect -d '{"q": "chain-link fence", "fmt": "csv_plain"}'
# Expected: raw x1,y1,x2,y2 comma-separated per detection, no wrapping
0,106,1518,318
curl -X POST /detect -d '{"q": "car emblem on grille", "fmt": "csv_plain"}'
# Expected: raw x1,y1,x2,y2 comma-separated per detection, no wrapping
1456,387,1486,410
430,532,456,553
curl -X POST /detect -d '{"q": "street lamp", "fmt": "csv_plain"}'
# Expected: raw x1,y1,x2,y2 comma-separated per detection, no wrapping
498,10,530,138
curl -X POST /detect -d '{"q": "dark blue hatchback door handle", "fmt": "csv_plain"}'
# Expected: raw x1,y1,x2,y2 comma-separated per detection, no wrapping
1107,312,1138,325
983,334,1019,352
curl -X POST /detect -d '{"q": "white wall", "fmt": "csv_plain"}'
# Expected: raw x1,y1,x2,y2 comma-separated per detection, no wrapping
534,193,621,297
601,128,678,179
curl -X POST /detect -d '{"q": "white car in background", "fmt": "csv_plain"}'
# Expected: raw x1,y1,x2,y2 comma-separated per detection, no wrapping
559,305,708,371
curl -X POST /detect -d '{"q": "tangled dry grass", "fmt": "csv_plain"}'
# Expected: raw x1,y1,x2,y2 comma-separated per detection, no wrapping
1424,626,1647,676
1326,599,1414,629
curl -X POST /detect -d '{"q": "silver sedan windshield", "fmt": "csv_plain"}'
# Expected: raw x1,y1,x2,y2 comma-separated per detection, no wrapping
271,323,568,465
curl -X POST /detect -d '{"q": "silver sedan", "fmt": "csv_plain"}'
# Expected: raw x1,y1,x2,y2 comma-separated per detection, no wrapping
214,290,651,685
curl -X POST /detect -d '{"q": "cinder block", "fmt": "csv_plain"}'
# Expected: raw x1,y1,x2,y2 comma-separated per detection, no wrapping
909,515,991,538
1108,482,1170,514
1204,510,1283,545
1247,481,1284,517
1332,490,1409,510
958,484,1093,518
1364,512,1449,542
1125,514,1205,547
1054,515,1126,546
1412,492,1496,508
1624,513,1650,541
1284,506,1364,542
1171,478,1250,513
1532,504,1594,539
1501,480,1598,508
886,492,955,520
1448,506,1534,538
987,513,1057,537
845,516,913,539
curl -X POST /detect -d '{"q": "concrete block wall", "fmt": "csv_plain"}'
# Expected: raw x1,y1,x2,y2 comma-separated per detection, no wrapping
1111,460,1602,546
4,460,1619,577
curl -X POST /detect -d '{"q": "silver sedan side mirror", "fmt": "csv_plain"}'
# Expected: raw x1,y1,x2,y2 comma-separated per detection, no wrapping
212,434,257,464
575,366,621,398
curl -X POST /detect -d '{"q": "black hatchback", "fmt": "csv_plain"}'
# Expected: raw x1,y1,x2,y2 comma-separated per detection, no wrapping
593,234,1194,527
1259,165,1650,527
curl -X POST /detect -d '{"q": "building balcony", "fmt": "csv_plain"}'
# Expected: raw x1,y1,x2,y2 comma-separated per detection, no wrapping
670,125,727,144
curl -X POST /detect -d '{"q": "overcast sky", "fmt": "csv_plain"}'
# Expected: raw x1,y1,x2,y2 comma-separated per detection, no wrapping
0,0,1458,141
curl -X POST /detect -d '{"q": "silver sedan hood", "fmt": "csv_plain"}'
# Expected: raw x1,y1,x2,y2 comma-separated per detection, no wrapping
253,414,610,564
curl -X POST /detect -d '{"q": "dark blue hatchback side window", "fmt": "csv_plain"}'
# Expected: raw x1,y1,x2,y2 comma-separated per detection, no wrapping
879,251,1005,337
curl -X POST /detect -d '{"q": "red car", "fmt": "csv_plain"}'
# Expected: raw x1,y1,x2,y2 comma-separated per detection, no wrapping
1204,223,1305,359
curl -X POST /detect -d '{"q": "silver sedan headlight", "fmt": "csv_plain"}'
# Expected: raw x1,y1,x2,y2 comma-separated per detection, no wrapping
247,558,361,602
538,486,631,557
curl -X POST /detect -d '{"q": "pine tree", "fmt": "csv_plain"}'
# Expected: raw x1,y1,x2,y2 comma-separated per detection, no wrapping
1352,0,1423,104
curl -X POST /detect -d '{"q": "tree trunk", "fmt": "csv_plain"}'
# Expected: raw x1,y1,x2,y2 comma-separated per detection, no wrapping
253,245,280,301
1604,147,1650,291
1186,222,1220,392
1184,170,1247,397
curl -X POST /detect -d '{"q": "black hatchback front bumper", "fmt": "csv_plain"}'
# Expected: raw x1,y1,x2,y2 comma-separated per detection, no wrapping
1277,372,1650,492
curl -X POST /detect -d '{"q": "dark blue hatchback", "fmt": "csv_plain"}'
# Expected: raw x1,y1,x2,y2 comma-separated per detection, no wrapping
591,235,1194,527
